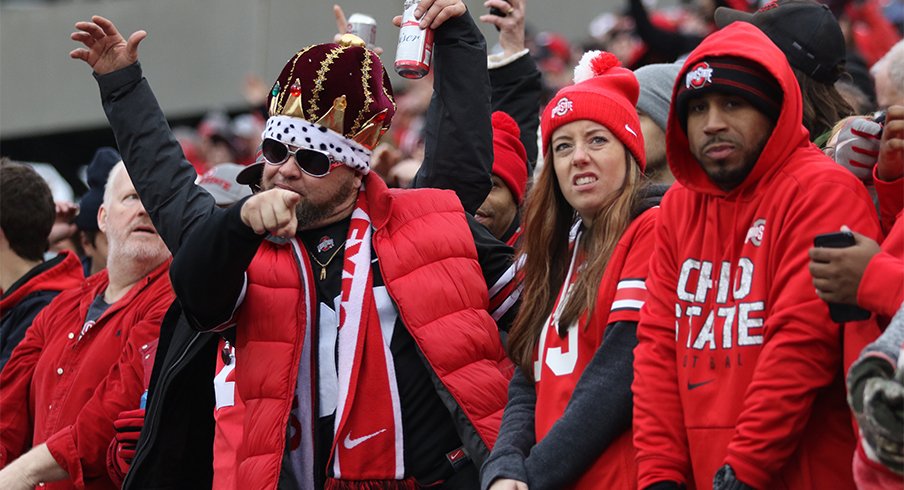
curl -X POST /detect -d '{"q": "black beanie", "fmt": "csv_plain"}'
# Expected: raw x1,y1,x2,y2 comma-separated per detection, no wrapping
675,57,782,132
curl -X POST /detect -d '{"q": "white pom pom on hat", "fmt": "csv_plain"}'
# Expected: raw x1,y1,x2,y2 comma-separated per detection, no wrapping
573,50,622,84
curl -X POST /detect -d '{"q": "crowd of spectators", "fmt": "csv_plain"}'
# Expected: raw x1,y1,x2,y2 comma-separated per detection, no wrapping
0,0,902,488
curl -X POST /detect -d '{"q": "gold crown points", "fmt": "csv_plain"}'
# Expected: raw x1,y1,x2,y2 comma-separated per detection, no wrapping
350,109,390,150
270,45,314,117
280,79,306,119
315,95,348,136
338,33,367,48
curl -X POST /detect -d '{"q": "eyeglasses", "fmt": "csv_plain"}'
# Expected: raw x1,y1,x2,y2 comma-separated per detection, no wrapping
261,138,343,178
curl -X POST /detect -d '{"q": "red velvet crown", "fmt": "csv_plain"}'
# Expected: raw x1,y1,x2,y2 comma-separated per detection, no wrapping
267,35,396,149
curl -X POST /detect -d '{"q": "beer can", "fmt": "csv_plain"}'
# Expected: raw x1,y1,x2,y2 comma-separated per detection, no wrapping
394,0,434,79
347,13,377,49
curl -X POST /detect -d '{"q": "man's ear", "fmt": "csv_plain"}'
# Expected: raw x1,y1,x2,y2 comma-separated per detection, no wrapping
97,205,107,234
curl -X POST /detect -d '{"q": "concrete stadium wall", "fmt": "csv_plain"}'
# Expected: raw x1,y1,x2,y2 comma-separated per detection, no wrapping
0,0,631,138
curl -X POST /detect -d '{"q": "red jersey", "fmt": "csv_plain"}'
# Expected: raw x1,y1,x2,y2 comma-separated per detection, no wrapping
534,208,657,489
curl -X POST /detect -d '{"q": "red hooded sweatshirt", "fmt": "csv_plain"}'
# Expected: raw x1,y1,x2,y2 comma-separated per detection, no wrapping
633,23,882,490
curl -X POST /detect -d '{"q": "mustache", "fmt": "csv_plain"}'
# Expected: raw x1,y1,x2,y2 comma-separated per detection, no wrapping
701,135,738,150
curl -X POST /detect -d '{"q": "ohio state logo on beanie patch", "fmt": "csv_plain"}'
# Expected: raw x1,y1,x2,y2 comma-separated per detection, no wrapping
685,62,713,90
551,97,574,118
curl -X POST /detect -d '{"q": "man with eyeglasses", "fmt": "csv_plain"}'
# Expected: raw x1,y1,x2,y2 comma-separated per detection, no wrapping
68,1,517,488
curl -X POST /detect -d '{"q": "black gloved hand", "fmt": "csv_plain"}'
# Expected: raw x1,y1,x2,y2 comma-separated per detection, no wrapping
713,465,754,490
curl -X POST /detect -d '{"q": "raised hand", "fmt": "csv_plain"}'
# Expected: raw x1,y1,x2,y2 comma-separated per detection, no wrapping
391,0,467,30
69,15,146,75
831,116,882,184
48,201,79,249
877,105,904,182
480,0,526,58
333,4,384,55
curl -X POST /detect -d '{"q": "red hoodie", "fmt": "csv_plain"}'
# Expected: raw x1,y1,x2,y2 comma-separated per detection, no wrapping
633,23,882,490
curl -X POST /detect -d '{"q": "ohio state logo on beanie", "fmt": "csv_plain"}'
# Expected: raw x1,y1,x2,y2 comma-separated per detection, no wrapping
551,97,574,118
685,62,713,90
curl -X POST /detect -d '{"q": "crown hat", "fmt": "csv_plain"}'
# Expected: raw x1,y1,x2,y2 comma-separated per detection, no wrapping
268,34,396,150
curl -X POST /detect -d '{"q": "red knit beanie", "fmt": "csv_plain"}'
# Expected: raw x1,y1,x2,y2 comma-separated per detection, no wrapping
540,51,646,172
491,111,528,204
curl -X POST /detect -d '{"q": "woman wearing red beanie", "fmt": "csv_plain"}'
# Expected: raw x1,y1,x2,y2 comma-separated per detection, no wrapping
480,51,660,490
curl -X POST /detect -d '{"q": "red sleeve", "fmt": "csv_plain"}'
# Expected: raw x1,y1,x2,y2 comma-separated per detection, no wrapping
725,179,882,488
607,208,658,325
0,304,50,467
44,319,159,488
873,168,902,236
633,193,693,488
858,219,904,318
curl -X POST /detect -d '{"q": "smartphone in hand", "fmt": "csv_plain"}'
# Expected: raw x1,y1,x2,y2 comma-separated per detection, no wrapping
489,0,512,30
813,231,871,323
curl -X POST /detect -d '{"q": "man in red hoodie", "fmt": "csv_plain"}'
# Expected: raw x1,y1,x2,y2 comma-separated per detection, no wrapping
633,22,882,490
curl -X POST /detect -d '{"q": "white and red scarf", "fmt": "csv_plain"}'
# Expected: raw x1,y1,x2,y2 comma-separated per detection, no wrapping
321,190,416,490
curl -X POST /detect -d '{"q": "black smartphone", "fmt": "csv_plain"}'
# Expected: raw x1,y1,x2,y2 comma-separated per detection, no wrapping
489,0,512,17
813,231,871,322
489,0,512,30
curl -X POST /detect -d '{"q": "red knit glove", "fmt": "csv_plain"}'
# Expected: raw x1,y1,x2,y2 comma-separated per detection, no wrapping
113,408,145,464
106,408,145,485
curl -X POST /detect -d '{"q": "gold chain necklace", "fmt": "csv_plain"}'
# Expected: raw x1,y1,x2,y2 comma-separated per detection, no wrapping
310,241,345,280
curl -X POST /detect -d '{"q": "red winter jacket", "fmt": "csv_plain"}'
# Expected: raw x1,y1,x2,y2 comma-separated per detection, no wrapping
633,23,882,490
0,251,84,371
859,215,903,322
0,261,173,489
229,173,512,490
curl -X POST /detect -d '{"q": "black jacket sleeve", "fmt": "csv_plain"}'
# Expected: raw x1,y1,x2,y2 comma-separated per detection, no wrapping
411,10,493,215
95,62,258,331
169,200,263,330
95,63,218,253
490,53,542,168
481,321,638,490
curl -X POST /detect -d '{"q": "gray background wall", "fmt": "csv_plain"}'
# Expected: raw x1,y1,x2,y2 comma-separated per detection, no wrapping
0,0,631,138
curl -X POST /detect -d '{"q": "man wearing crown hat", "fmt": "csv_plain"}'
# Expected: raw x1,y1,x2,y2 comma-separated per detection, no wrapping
67,1,517,488
632,22,882,490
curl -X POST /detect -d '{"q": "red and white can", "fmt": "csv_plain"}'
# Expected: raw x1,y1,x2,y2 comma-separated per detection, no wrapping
394,0,434,79
346,13,377,49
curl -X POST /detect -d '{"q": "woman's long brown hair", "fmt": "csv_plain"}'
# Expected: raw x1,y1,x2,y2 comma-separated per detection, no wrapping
507,147,644,379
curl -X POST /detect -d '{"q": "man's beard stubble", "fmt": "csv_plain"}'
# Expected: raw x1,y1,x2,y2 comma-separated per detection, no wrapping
294,177,360,229
700,134,769,191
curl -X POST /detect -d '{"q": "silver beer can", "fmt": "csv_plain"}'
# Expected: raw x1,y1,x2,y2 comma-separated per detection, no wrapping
347,13,377,49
